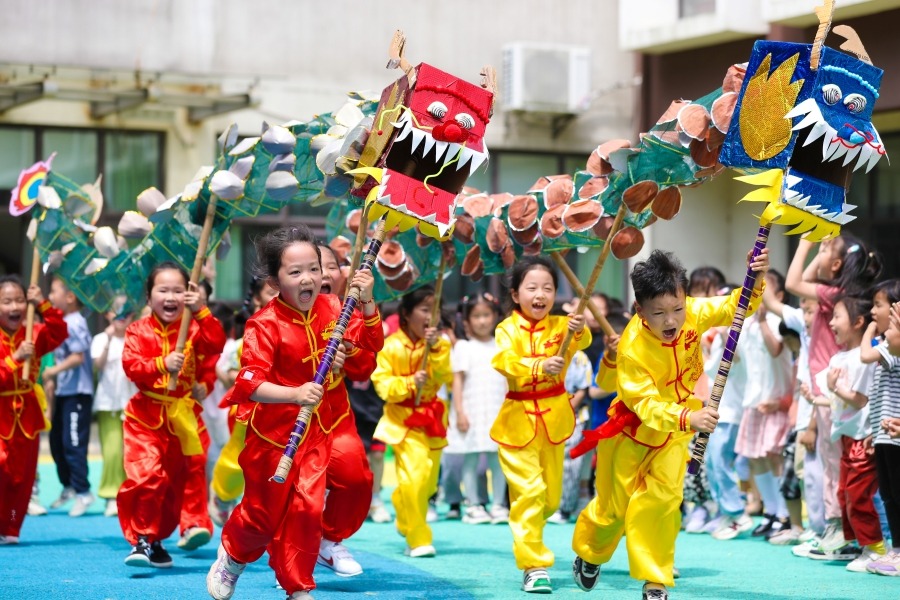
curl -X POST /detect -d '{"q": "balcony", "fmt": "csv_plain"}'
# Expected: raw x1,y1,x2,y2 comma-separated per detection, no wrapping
763,0,900,26
619,0,768,54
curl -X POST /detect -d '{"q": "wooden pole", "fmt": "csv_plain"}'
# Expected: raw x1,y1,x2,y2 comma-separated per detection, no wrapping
343,204,371,299
555,203,628,358
167,194,219,391
22,246,40,381
413,251,448,406
549,252,614,337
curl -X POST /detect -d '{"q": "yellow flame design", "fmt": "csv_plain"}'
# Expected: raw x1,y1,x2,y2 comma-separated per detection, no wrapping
736,169,840,241
738,53,805,161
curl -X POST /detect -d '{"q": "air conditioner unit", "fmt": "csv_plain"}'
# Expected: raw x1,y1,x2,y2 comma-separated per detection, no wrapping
502,43,591,114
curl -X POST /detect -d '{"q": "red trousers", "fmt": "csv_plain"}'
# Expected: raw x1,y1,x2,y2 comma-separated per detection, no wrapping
0,432,39,538
222,422,331,594
180,428,213,535
118,417,189,545
322,411,373,543
839,436,882,547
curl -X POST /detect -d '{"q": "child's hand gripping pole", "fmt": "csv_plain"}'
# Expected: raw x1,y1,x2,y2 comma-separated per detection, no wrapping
168,194,219,391
688,223,770,474
272,219,388,483
22,247,40,381
555,203,627,358
412,251,448,407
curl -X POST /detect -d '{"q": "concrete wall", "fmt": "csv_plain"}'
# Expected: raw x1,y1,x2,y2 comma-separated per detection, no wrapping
0,0,638,193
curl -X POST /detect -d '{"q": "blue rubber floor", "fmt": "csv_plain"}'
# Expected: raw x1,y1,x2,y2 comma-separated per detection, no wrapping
1,461,896,599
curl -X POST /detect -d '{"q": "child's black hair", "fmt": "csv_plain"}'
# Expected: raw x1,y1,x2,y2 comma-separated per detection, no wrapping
254,224,321,280
872,278,900,305
209,301,234,337
507,256,557,312
631,250,688,305
398,285,437,331
0,274,25,296
778,320,800,342
834,292,873,329
455,292,501,340
198,278,214,301
688,266,726,297
145,261,189,298
831,234,883,296
765,268,786,294
604,311,631,335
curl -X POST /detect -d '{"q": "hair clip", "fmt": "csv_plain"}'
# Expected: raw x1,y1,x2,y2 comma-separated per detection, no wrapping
846,244,860,254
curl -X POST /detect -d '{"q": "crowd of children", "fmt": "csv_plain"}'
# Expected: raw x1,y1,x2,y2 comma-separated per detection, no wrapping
3,225,900,600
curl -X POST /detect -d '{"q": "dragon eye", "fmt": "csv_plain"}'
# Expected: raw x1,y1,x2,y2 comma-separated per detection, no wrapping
427,101,448,119
844,93,867,114
455,113,475,129
822,84,842,105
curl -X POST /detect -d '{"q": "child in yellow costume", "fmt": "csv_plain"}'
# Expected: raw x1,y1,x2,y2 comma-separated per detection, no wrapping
372,285,452,558
490,255,590,594
571,249,768,600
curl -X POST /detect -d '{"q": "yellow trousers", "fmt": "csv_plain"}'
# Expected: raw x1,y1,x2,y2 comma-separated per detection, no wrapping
211,421,247,502
392,430,442,548
498,423,565,570
572,433,690,587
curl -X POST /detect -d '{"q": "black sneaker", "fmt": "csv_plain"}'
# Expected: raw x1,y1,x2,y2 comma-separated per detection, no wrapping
573,556,600,591
149,540,174,568
765,518,791,540
124,536,153,567
751,514,776,537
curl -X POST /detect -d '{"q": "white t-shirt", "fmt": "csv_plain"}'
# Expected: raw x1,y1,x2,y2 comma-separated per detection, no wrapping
704,328,746,425
445,337,508,454
814,346,875,441
91,332,137,412
740,312,793,409
781,305,813,432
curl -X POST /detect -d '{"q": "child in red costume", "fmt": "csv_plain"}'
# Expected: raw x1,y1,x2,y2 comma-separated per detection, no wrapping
315,244,377,578
118,262,226,568
0,275,67,544
208,225,382,600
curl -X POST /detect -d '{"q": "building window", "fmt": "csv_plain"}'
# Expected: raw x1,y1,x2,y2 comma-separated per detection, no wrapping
679,0,716,19
0,125,165,276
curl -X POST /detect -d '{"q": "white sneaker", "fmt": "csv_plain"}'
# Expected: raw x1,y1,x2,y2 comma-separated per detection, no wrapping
68,492,95,517
546,510,570,525
178,526,212,551
711,515,752,540
798,528,818,542
426,505,439,523
462,505,492,525
847,549,884,573
27,495,47,516
50,486,76,509
104,499,118,518
819,519,846,553
317,540,362,577
207,545,246,600
702,514,725,534
0,535,19,545
792,538,821,557
289,592,313,600
490,506,509,524
684,505,709,533
369,502,393,523
208,489,235,527
404,544,436,558
768,528,802,546
522,568,552,593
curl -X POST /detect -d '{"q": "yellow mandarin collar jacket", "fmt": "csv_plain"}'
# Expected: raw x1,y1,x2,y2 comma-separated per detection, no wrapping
490,311,591,448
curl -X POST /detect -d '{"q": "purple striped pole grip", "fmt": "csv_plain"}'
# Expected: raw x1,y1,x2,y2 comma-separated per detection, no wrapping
688,223,770,475
272,219,387,483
